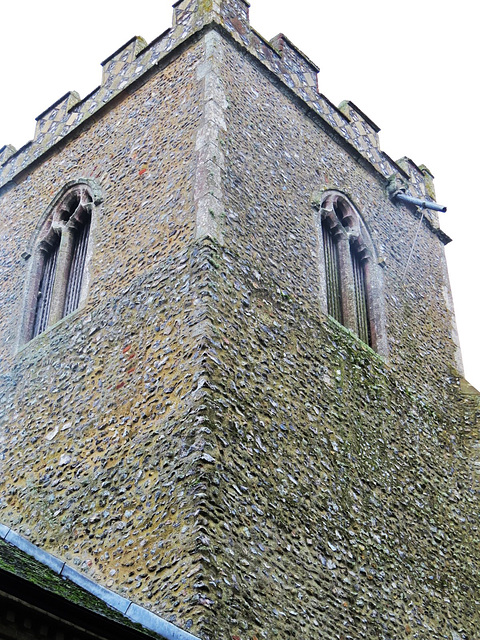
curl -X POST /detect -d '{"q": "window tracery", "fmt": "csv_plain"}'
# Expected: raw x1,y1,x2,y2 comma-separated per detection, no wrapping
316,191,386,354
20,183,97,344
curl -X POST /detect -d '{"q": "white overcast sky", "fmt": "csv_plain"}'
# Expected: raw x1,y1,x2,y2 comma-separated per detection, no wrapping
1,0,478,389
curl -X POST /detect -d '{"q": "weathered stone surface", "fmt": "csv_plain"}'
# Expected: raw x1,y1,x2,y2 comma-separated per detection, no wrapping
0,1,478,640
190,241,480,639
0,36,210,633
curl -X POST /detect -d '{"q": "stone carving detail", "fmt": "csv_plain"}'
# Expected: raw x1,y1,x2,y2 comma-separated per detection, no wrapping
386,173,409,200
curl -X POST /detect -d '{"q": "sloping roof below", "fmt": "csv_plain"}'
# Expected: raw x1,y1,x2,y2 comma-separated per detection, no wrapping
0,537,156,638
0,528,200,640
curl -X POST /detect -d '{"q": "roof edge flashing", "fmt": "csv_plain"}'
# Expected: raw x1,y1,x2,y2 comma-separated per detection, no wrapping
0,523,202,640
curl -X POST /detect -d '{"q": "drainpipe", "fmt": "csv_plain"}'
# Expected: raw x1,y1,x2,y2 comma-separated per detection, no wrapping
394,192,447,213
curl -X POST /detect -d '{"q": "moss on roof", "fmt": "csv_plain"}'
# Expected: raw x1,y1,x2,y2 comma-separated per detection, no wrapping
0,538,158,637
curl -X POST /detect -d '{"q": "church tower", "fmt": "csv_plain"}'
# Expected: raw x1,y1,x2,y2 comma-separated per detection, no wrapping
1,1,478,639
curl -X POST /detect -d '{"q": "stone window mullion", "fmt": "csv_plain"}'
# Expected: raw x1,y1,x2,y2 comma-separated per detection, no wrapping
48,224,76,325
337,232,357,333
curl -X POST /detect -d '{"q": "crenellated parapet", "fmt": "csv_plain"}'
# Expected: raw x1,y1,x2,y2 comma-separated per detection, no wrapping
0,18,199,188
0,0,436,202
339,101,380,158
397,157,428,198
395,159,442,209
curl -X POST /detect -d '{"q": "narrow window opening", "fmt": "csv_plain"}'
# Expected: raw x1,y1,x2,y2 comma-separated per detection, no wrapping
22,183,97,344
351,245,371,347
32,243,59,338
322,218,343,324
64,216,91,316
317,191,386,354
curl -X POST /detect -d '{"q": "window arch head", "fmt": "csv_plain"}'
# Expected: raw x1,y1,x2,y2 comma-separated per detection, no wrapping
20,180,102,345
316,190,387,355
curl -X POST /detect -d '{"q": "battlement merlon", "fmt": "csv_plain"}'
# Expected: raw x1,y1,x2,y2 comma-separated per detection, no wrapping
396,157,444,209
0,0,438,205
34,91,81,141
101,36,148,86
0,145,16,165
339,100,381,149
269,34,319,91
419,164,436,201
173,0,250,39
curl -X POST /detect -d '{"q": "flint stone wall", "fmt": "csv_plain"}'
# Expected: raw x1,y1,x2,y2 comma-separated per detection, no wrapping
0,40,217,632
193,241,480,640
0,6,478,640
177,39,480,639
220,39,461,395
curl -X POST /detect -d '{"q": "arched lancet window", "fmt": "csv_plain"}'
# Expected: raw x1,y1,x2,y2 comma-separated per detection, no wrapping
316,191,387,354
20,182,100,345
